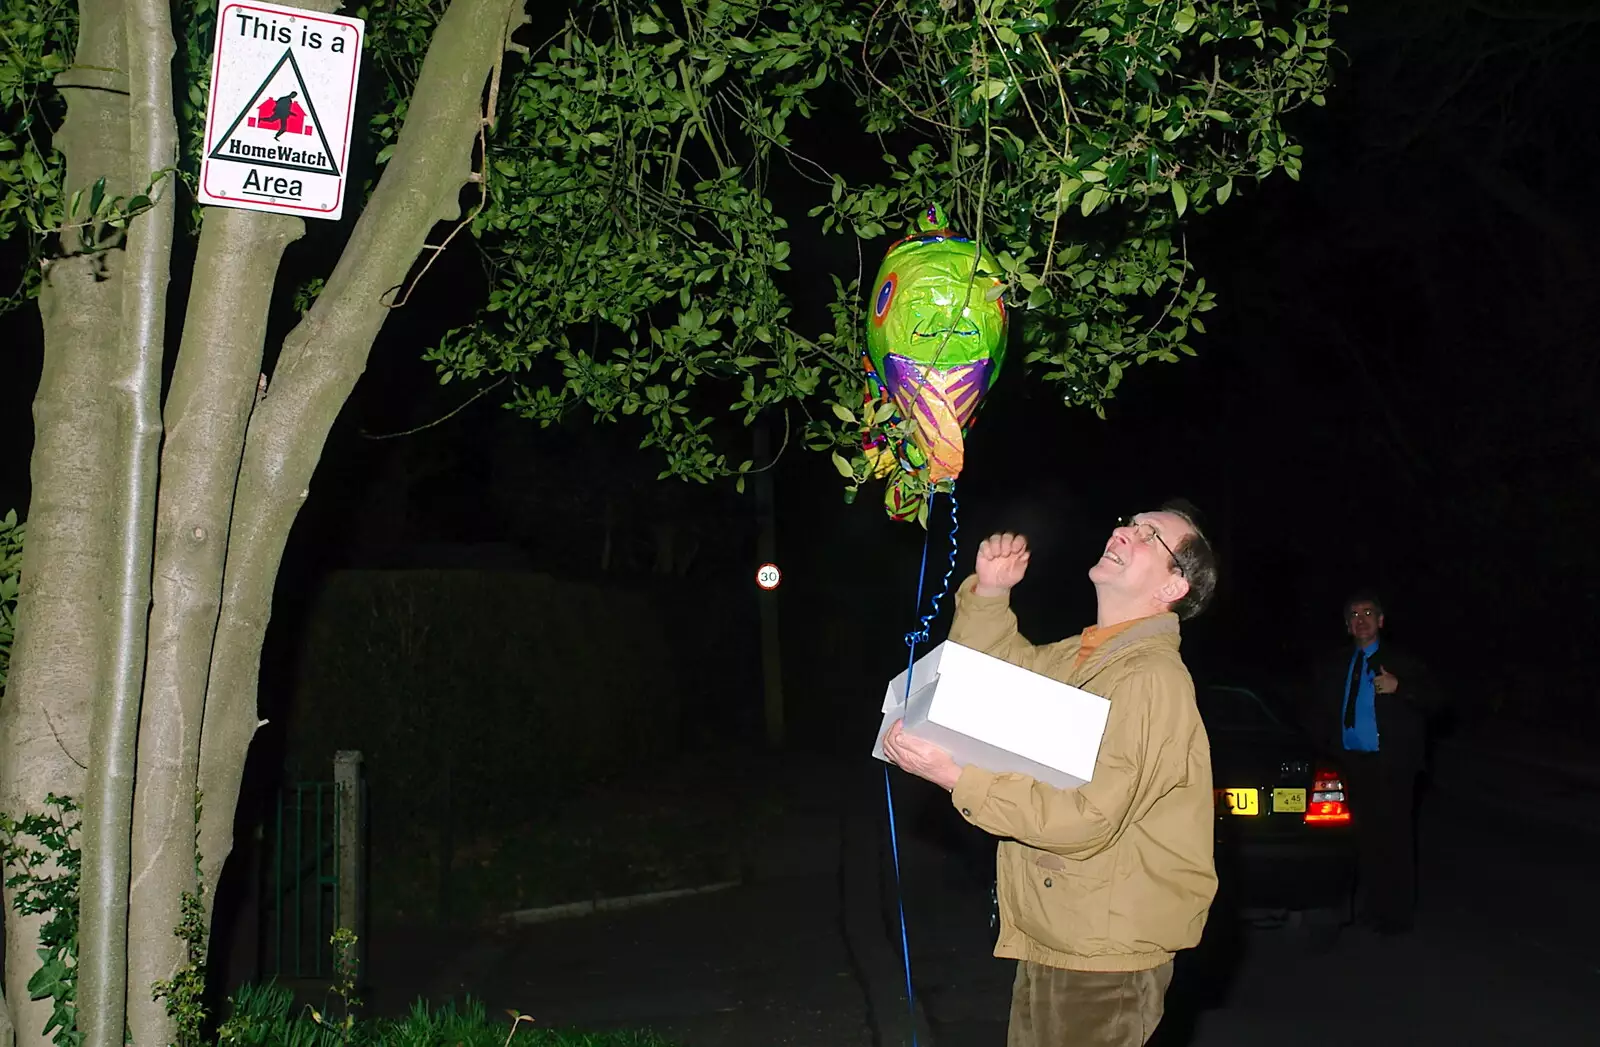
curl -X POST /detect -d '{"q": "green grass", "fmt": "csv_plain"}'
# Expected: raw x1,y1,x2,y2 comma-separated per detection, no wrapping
217,982,679,1047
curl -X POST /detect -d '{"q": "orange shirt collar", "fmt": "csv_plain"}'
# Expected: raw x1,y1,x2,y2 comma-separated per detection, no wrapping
1074,615,1159,668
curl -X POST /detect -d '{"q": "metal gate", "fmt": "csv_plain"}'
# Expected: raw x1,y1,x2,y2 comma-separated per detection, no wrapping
261,751,367,981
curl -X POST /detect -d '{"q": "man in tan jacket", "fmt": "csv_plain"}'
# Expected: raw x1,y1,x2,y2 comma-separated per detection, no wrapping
882,504,1219,1047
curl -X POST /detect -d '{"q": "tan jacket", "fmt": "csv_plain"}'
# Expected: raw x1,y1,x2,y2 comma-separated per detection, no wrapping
947,576,1217,972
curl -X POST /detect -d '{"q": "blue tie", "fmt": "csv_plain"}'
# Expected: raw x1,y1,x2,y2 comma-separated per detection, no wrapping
1343,651,1367,730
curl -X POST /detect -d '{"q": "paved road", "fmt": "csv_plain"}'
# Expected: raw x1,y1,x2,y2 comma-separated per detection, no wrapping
899,761,1600,1046
363,758,895,1047
353,750,1600,1046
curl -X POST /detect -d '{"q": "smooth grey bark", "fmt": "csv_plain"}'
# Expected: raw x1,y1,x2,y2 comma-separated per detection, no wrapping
125,0,335,1018
194,0,529,920
14,5,526,1044
0,4,129,1045
124,208,301,1047
75,0,176,1042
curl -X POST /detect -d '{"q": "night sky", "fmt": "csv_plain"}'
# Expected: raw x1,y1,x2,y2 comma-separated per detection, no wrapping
2,3,1596,741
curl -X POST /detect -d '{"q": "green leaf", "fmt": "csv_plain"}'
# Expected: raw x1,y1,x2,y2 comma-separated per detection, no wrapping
401,0,1337,516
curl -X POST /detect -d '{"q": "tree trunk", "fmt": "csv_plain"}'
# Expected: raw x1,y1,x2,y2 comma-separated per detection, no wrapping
0,4,130,1043
9,0,528,1042
754,423,783,748
652,521,678,576
76,0,175,1042
194,0,530,920
124,207,301,1047
601,499,615,571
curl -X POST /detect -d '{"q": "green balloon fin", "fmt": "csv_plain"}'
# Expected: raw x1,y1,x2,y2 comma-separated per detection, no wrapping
915,203,949,233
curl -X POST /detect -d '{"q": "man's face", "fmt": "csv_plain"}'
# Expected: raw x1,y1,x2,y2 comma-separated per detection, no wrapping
1088,510,1193,608
1346,601,1384,645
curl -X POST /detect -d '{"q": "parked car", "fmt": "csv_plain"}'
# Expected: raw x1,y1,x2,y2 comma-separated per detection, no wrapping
1197,681,1356,937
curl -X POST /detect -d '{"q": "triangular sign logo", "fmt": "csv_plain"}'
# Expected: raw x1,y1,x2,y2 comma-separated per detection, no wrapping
207,48,343,177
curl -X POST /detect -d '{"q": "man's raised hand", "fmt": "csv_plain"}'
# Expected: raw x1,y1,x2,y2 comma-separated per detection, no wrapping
974,532,1030,597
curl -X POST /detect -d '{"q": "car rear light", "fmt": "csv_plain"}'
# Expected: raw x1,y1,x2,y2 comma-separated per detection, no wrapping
1305,767,1351,825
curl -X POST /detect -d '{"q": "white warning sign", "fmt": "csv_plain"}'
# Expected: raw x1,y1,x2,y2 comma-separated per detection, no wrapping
198,1,364,220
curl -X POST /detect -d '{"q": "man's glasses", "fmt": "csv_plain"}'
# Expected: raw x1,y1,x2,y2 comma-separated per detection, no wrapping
1119,516,1186,578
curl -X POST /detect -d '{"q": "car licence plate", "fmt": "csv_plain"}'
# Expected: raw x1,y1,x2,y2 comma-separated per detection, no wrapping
1222,788,1259,815
1273,788,1307,813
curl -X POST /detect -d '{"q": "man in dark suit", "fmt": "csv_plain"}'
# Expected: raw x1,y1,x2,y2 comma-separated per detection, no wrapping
1310,593,1444,935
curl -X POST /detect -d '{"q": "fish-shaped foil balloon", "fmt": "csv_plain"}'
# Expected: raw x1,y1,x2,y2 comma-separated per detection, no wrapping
861,204,1008,521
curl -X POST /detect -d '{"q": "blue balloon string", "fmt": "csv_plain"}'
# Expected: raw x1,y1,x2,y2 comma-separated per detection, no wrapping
904,488,961,649
881,761,917,1043
883,484,960,1047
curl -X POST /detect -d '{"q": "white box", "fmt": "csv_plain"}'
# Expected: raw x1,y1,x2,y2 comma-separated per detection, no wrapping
871,641,1111,790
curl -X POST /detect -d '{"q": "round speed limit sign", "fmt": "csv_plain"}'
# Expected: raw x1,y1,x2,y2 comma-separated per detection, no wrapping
755,562,782,591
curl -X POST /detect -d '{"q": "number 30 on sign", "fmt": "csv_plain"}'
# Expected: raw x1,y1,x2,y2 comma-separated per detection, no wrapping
755,563,782,591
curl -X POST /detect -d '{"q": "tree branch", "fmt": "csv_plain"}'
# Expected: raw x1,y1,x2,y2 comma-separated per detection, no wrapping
1456,150,1585,269
1465,1,1600,22
359,376,508,439
195,0,530,919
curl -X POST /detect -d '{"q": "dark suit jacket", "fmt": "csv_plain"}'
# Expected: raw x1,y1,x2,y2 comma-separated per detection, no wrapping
1308,641,1445,772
